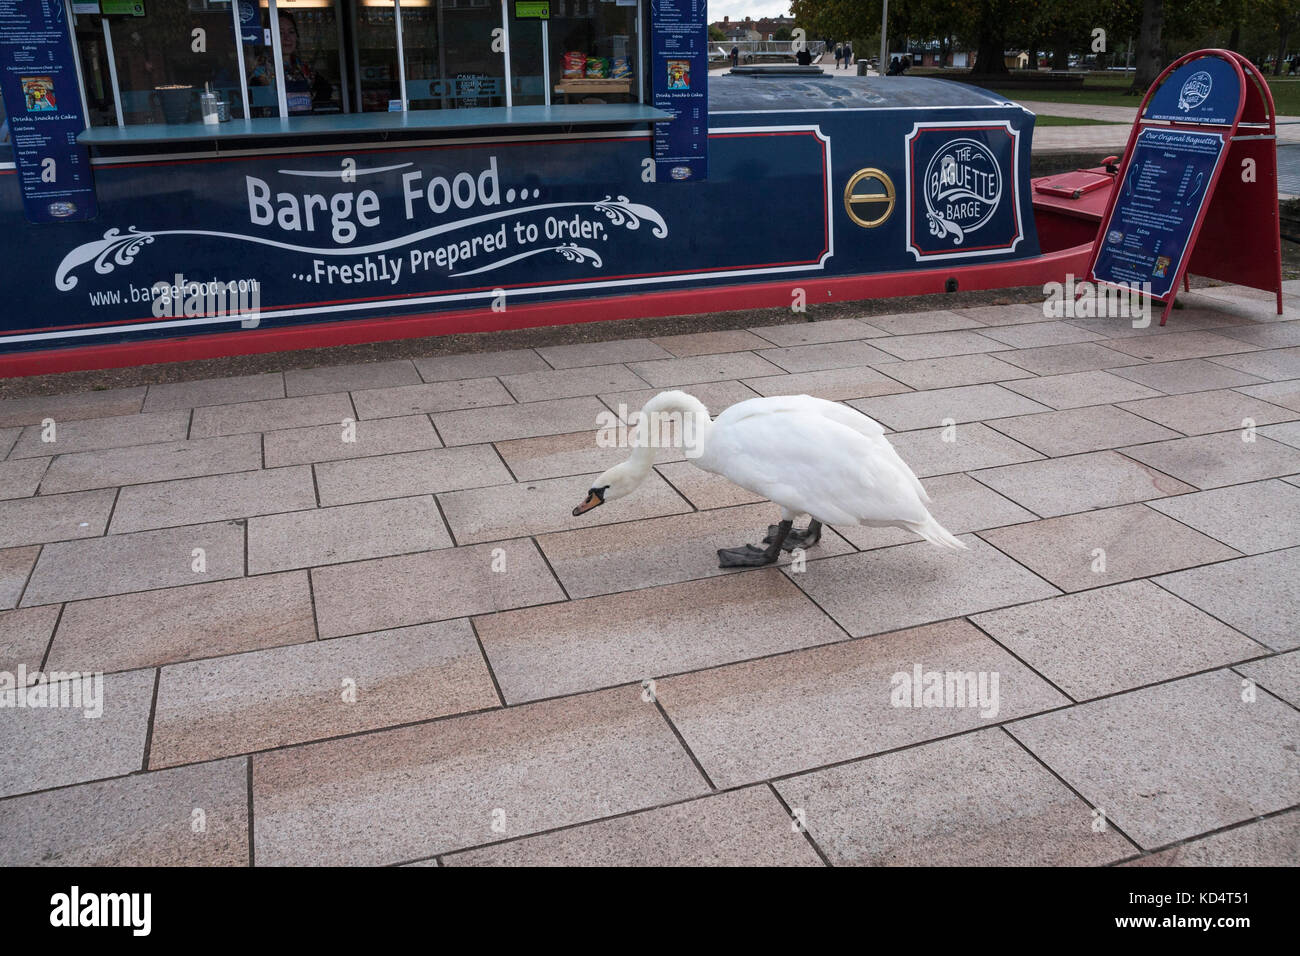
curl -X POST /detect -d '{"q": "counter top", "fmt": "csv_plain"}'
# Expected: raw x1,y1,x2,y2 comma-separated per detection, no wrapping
79,104,673,146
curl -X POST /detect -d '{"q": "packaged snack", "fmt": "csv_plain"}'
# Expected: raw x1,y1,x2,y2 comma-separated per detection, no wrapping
585,56,609,78
563,51,586,78
610,56,631,78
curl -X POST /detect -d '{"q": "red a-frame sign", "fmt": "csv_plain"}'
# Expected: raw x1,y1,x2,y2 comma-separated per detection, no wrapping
1085,49,1283,326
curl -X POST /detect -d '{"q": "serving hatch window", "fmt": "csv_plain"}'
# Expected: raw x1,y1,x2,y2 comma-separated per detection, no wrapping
66,0,644,126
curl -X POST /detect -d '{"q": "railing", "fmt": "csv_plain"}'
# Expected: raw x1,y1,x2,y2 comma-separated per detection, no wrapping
710,40,827,63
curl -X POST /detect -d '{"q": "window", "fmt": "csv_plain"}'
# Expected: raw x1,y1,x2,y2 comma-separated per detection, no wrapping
549,0,638,103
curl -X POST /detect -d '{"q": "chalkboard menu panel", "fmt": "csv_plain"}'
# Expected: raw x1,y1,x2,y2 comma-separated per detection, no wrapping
0,0,98,223
1092,127,1224,299
650,0,707,182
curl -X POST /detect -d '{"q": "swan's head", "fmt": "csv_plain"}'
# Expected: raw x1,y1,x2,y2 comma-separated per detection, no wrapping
572,462,642,516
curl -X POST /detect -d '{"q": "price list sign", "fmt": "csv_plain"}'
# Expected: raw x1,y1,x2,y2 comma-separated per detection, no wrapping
0,0,97,222
1092,127,1224,299
650,0,706,182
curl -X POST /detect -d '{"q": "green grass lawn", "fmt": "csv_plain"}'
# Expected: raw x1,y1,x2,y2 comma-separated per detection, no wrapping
980,71,1300,116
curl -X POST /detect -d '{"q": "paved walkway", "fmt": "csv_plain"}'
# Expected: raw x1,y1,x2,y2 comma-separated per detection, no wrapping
2,288,1299,866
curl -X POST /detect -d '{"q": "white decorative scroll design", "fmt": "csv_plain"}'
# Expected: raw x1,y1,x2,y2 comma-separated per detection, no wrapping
55,197,667,290
456,244,603,276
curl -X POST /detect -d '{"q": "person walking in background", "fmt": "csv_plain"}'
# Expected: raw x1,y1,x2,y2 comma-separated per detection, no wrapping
730,45,739,69
844,42,853,71
834,43,843,70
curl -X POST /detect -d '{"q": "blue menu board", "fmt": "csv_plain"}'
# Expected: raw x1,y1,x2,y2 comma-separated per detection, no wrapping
1143,56,1242,127
650,0,706,182
1092,127,1224,299
0,0,97,223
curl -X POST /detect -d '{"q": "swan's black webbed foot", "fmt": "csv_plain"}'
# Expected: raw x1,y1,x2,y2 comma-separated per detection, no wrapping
717,544,777,567
764,520,822,551
718,520,792,567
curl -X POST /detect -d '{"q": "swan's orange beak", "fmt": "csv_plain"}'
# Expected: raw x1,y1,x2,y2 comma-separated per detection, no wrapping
572,489,604,516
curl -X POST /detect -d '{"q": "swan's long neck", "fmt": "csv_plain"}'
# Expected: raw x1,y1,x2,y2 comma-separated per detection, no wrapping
626,390,713,471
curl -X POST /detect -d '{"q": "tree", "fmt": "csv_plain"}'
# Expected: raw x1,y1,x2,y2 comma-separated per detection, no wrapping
709,25,727,42
1132,0,1166,90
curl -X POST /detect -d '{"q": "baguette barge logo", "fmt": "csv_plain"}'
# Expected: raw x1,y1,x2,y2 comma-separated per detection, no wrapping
905,122,1023,261
1178,70,1213,112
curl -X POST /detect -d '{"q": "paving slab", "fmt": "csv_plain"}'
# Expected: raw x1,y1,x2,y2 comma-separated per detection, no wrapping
1111,358,1267,394
848,383,1049,431
0,458,49,500
476,569,846,703
656,620,1067,788
1208,346,1300,381
142,373,283,412
977,321,1105,349
832,473,1036,550
741,365,912,401
251,686,707,865
869,330,1010,362
986,405,1180,458
1008,669,1300,849
48,572,316,674
628,352,785,388
534,338,672,368
747,318,884,346
1147,480,1300,554
953,302,1049,325
970,451,1194,518
151,619,497,767
1155,548,1300,651
1236,651,1300,708
282,359,421,397
248,496,451,573
349,377,514,419
858,310,982,335
1234,378,1300,412
109,466,315,534
789,535,1058,637
1118,389,1299,435
864,353,1035,390
0,427,16,458
651,329,779,357
433,396,607,445
1119,432,1300,489
494,429,684,482
996,342,1144,376
22,520,246,606
263,414,441,467
190,392,356,438
1122,810,1300,866
885,422,1043,477
600,380,758,420
1103,330,1260,362
978,503,1238,593
653,460,766,509
1000,369,1164,409
0,605,59,675
313,444,512,506
0,386,145,428
7,410,190,459
1261,419,1300,450
40,434,262,494
0,489,115,548
499,364,648,402
442,787,821,866
0,667,155,798
776,729,1134,866
0,757,249,866
440,468,690,544
755,339,895,372
413,348,549,382
0,545,39,610
971,581,1264,701
1220,320,1300,348
311,538,564,638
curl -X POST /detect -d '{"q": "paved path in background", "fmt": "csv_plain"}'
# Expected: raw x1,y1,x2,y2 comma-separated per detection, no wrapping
1,287,1298,866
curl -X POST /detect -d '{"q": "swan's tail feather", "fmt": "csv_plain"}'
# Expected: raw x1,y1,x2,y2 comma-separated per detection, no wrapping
903,515,968,551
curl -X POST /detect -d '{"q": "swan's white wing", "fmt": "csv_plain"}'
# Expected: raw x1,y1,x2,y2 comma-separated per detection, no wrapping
714,394,929,504
703,409,932,527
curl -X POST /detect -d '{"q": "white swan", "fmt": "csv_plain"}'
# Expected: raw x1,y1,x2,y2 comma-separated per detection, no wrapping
572,390,967,567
